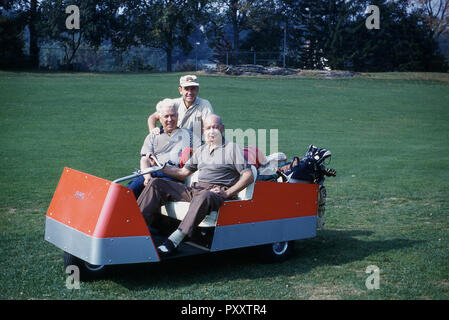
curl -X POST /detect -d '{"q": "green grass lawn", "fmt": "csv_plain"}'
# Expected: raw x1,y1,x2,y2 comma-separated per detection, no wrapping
0,71,448,300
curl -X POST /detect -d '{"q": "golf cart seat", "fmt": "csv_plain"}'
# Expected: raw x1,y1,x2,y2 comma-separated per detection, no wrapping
160,166,258,227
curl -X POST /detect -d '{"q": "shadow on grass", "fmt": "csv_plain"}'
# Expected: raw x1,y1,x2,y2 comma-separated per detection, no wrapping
103,229,422,291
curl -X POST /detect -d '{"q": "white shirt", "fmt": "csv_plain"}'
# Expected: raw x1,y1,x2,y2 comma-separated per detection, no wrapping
140,128,191,165
171,97,214,132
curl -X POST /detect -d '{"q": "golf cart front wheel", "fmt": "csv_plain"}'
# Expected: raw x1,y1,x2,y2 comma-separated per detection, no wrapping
63,252,107,281
258,241,294,263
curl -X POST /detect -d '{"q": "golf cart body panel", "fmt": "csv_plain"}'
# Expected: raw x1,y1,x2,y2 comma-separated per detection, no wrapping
45,166,319,266
212,180,318,251
45,167,160,265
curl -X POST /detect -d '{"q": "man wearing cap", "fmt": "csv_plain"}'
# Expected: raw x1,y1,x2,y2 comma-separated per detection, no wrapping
137,114,254,256
147,75,214,137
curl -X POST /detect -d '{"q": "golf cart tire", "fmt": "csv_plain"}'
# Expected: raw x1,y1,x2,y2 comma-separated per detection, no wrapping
63,252,107,281
258,241,294,263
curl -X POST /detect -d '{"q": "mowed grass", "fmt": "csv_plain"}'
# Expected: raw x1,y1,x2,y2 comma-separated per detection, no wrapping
0,71,448,300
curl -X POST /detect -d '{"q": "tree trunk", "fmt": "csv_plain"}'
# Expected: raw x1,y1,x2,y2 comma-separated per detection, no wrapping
64,32,82,66
230,0,240,65
166,46,172,72
29,0,39,69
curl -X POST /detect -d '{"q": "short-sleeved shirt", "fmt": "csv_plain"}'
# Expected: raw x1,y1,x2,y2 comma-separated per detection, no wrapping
140,128,191,165
183,139,251,187
171,97,214,132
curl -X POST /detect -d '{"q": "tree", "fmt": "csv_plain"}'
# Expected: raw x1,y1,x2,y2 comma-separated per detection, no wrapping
121,0,209,72
240,0,283,50
279,0,329,69
345,0,447,72
39,0,122,67
208,0,262,64
321,0,365,70
206,19,233,64
2,0,41,69
29,0,39,68
0,4,31,69
409,0,449,40
227,0,249,56
279,0,447,71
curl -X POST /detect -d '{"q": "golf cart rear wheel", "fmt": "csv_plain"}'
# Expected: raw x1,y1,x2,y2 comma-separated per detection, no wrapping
63,252,107,281
258,241,294,263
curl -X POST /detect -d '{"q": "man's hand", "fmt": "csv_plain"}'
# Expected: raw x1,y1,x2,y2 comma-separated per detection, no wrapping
151,127,161,135
210,186,230,200
210,169,254,200
144,152,157,166
148,111,161,134
143,176,152,186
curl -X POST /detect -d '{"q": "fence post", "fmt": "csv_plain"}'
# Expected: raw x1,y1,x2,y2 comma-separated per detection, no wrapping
253,52,256,65
283,24,286,68
226,52,228,66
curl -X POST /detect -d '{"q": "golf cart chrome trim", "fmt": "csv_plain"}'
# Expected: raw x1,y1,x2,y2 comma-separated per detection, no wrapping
45,216,160,265
210,215,316,251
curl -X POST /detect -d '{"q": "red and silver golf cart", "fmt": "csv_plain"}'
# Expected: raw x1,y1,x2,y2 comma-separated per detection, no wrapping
44,151,328,280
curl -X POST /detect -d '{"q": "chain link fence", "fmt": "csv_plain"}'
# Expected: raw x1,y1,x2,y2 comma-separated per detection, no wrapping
38,47,168,72
37,46,289,72
213,51,286,67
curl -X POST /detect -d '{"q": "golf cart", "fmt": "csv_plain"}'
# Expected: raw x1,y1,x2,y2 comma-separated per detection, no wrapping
45,148,331,280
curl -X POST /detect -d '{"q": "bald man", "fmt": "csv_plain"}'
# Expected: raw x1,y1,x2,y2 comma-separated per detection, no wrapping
137,114,254,256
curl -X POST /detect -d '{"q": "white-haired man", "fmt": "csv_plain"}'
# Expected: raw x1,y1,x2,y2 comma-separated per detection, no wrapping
127,99,190,198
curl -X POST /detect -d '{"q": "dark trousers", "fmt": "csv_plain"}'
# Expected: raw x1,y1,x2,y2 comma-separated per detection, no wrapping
137,178,234,236
127,175,145,199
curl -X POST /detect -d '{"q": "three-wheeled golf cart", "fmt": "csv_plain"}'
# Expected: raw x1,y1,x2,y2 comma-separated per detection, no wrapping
45,146,332,280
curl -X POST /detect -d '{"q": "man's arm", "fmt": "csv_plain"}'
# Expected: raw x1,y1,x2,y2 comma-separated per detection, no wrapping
148,111,161,134
201,102,214,123
141,152,158,186
161,165,193,181
212,169,254,200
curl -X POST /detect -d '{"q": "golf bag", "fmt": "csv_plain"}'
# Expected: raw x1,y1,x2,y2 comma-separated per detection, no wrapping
280,145,335,184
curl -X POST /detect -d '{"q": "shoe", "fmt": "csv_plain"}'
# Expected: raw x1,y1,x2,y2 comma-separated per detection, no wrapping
157,239,178,257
